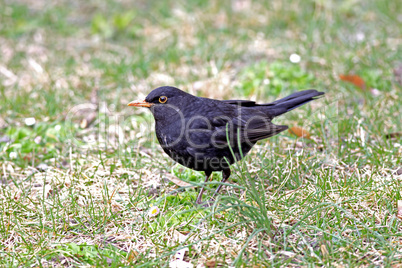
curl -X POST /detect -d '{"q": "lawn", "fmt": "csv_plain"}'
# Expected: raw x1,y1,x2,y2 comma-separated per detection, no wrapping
0,0,401,267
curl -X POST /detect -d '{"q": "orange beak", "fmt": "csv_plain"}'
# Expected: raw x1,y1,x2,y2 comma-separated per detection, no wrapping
127,100,153,108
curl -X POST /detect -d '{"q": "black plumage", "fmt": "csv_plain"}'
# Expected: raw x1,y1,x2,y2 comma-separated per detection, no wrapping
128,86,324,205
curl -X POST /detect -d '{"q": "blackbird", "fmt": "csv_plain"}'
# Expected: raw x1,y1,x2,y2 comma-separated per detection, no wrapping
128,86,324,205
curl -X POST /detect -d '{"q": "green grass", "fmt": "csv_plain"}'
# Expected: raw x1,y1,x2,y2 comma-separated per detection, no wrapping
0,0,401,266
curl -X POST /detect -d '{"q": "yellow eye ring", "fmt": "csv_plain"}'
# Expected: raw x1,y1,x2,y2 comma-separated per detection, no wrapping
159,96,168,103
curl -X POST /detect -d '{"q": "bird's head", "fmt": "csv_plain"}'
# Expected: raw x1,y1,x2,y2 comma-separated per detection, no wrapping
128,86,194,120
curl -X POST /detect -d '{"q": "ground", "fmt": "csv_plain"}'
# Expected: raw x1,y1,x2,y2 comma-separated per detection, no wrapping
0,0,401,267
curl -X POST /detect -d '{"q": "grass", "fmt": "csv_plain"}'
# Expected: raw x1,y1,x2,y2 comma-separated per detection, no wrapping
0,0,401,266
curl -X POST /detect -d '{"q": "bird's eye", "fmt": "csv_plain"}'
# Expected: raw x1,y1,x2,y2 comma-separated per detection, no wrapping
159,96,168,103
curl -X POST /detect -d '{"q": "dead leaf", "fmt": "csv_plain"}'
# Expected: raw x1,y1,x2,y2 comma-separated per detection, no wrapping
320,244,329,257
165,175,193,188
339,74,366,90
397,200,402,220
205,258,217,268
127,250,138,262
288,126,311,139
80,117,95,128
385,132,402,139
394,168,402,176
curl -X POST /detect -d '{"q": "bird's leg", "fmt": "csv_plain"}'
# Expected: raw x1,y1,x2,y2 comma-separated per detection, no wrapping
210,169,231,201
196,171,212,205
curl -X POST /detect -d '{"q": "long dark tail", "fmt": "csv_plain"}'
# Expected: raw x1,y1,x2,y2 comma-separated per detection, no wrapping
265,89,325,117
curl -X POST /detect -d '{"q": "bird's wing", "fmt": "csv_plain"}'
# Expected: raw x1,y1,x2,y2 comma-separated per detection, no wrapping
209,112,288,145
239,117,288,142
221,100,263,107
184,110,287,159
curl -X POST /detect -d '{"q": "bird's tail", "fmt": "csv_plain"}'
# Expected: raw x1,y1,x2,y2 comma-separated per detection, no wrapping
264,89,325,117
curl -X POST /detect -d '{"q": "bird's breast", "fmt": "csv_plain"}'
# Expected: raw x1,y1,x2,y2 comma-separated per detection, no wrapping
155,119,185,148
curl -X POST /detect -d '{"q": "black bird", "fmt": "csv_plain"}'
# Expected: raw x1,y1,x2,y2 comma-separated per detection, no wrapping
128,86,324,205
